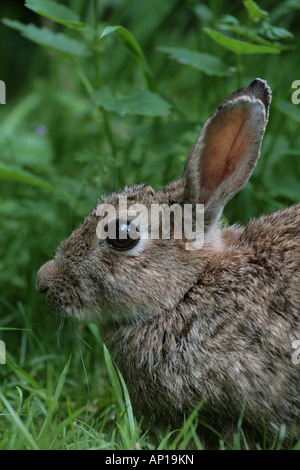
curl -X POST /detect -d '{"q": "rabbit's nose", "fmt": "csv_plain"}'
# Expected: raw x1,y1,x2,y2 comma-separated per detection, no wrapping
36,260,56,294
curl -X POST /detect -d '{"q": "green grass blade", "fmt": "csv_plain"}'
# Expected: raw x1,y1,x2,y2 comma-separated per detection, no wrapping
117,368,135,439
38,355,72,440
0,391,40,450
169,402,204,450
5,354,43,391
103,344,123,409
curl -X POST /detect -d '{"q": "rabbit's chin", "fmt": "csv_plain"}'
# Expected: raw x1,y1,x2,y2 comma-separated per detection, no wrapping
62,302,164,326
59,306,142,325
56,305,100,324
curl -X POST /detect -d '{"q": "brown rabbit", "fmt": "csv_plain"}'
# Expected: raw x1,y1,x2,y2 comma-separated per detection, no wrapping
36,79,300,448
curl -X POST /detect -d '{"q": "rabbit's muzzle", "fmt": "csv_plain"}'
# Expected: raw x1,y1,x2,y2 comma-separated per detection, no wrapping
36,260,56,294
36,260,83,314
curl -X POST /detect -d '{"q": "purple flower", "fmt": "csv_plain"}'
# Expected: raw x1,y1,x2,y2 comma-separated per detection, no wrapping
35,125,47,136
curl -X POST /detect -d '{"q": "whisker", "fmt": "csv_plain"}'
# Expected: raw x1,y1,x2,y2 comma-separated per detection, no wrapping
73,317,91,399
73,328,92,350
57,312,65,348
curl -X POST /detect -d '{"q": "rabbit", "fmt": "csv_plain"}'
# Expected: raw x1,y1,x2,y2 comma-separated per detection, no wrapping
36,78,300,448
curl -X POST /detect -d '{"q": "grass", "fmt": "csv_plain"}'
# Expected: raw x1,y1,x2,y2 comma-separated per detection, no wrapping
0,0,300,450
1,310,299,450
1,317,203,451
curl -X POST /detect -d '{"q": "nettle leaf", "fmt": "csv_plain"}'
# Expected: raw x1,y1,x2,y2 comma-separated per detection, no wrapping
2,18,89,57
203,28,280,54
0,164,72,198
25,0,85,28
100,25,156,91
218,22,291,51
243,0,269,22
260,25,294,41
92,87,171,117
220,14,240,27
157,46,231,76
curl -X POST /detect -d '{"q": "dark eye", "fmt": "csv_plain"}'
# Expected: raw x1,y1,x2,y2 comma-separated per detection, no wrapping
107,219,140,251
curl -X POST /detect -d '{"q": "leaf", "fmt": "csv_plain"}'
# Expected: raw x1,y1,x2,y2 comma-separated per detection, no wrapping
100,25,156,91
92,87,171,117
0,327,31,331
0,163,72,199
157,46,231,76
260,25,294,41
218,22,291,51
203,28,280,54
276,99,300,123
243,0,269,22
2,18,89,57
220,14,240,26
25,0,85,28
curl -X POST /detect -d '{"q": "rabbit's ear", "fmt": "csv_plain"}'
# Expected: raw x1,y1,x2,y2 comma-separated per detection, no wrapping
183,78,271,234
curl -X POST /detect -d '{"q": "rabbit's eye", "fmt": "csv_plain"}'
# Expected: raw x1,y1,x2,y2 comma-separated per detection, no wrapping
107,219,140,251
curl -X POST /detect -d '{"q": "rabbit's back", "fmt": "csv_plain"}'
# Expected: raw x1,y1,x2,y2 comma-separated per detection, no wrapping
104,204,300,446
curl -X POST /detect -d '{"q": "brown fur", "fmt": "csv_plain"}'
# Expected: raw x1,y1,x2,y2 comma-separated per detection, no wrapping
36,79,300,448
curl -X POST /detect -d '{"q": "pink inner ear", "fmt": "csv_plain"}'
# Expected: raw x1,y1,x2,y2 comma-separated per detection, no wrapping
199,106,253,205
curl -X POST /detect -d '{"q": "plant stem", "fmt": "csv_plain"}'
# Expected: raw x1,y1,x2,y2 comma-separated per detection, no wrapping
93,0,101,89
74,61,118,160
93,0,118,188
74,62,94,94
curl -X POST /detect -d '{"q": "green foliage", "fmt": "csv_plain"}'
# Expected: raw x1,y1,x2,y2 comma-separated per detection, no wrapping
25,0,85,28
203,28,280,54
0,0,300,450
2,18,90,56
100,25,157,91
157,46,231,76
92,87,171,117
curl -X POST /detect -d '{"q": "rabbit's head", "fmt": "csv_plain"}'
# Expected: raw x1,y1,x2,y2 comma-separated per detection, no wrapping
36,79,271,325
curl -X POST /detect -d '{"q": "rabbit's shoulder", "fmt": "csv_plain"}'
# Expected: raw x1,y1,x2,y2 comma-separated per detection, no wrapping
241,203,300,248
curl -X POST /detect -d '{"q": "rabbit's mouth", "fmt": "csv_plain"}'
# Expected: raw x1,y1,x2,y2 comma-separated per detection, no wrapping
44,283,83,317
36,259,86,319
